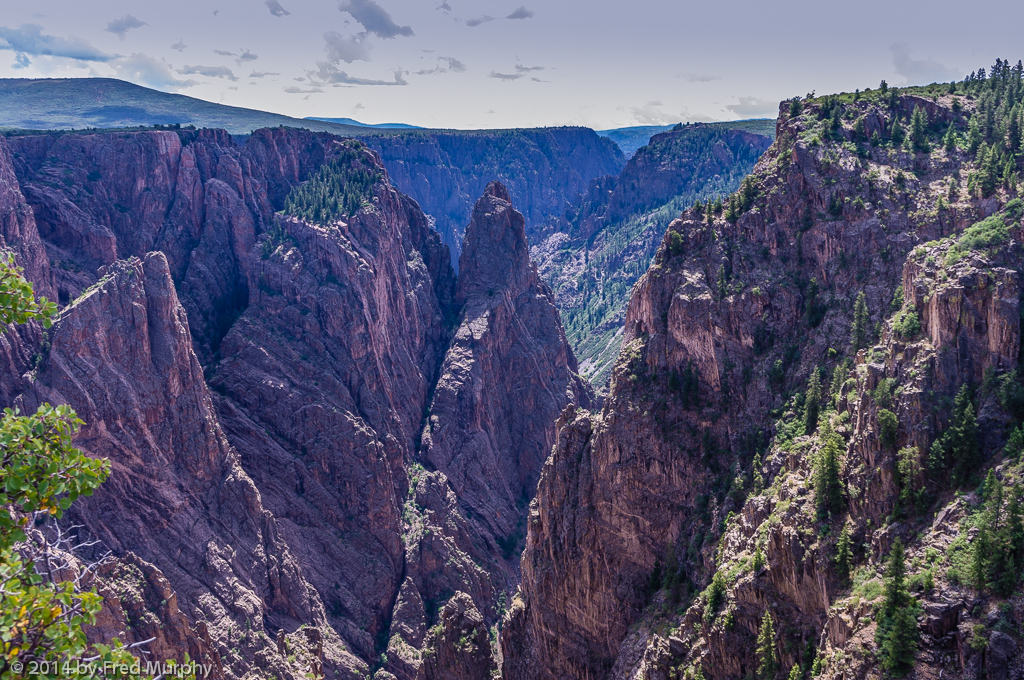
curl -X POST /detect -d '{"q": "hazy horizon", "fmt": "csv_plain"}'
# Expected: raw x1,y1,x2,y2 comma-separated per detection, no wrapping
1,0,1022,130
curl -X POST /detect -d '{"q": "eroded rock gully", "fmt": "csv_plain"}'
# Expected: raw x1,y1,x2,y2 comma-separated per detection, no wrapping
1,127,587,679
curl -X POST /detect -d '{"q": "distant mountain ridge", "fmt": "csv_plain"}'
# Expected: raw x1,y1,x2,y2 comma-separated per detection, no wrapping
598,119,776,157
305,116,423,129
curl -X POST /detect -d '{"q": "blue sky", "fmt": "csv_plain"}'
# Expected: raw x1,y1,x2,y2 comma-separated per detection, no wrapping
1,0,1022,129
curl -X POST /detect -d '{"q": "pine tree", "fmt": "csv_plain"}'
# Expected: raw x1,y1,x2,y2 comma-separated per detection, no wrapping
850,292,870,351
943,125,957,153
875,539,918,676
909,106,929,152
815,423,844,518
756,611,778,680
835,521,852,582
948,385,981,485
787,664,801,680
890,118,906,146
753,544,766,572
972,525,990,590
804,369,821,434
968,117,983,155
752,452,765,494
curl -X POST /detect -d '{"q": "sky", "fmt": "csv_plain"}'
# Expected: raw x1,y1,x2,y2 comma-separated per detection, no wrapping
1,0,1023,130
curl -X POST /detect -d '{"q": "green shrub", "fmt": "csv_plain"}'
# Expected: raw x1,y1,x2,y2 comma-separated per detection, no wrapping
892,309,921,339
283,144,382,225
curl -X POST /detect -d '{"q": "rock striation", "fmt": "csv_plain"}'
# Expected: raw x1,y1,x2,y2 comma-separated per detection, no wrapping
2,126,588,679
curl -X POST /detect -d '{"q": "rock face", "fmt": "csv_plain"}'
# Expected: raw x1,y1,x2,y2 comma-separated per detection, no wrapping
421,181,591,552
364,129,625,265
418,592,495,680
2,126,587,679
504,81,1024,679
531,124,773,388
17,253,353,678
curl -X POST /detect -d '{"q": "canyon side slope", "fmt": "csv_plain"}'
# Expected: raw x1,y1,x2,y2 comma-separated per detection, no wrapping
504,63,1024,680
0,126,587,679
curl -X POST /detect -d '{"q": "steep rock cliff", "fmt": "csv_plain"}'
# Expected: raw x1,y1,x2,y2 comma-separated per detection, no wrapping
364,128,625,264
420,181,591,558
505,75,1024,679
531,124,773,388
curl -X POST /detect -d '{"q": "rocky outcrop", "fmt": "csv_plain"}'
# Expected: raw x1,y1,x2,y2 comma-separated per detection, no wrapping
364,128,625,264
16,252,358,678
420,181,591,552
418,592,496,680
505,83,1024,679
531,124,773,388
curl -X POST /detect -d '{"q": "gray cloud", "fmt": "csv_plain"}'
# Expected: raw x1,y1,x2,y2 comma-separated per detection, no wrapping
237,49,259,63
213,49,236,56
249,70,280,78
179,64,238,80
507,7,534,20
437,1,452,12
266,0,291,17
630,101,673,125
531,77,547,83
415,55,466,75
0,24,113,62
678,72,719,82
724,96,777,117
323,30,371,64
284,85,324,93
170,40,186,52
13,53,30,68
890,43,960,85
489,71,522,81
310,62,408,86
105,15,147,40
338,0,413,39
113,53,195,90
515,64,543,72
466,15,496,27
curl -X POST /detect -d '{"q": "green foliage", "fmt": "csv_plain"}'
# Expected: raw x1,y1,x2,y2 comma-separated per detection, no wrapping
945,209,1012,265
787,664,801,680
877,409,899,449
0,258,167,679
875,539,919,676
702,571,726,625
752,544,765,573
0,253,57,329
282,144,382,225
909,107,930,152
815,422,844,519
1005,425,1024,459
968,474,1024,597
892,309,921,340
804,369,821,435
896,446,924,511
931,385,981,486
871,378,896,410
756,612,777,680
835,521,852,583
850,292,870,352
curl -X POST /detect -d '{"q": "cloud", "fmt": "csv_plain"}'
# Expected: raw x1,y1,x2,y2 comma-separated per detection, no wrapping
678,72,719,82
310,63,408,86
266,0,291,17
506,6,534,19
322,30,371,63
236,49,258,63
489,71,522,81
890,42,960,85
353,102,365,111
415,55,466,75
170,40,187,52
467,15,496,27
0,24,113,62
515,64,543,72
284,86,324,94
213,49,236,56
437,1,452,12
249,70,279,78
12,53,30,68
338,0,413,39
178,64,238,81
630,101,673,125
113,53,195,90
105,15,147,40
531,77,547,83
725,96,778,117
